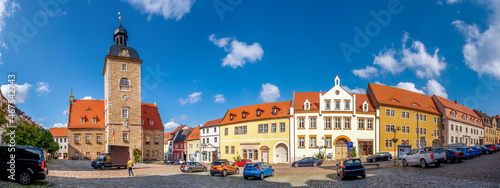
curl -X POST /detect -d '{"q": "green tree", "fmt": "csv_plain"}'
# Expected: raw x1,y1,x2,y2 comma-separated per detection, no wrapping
37,128,59,153
133,148,141,162
1,121,59,153
0,103,7,128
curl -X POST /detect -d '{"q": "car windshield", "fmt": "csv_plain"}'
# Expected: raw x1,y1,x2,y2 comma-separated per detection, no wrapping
245,163,259,168
212,162,223,165
97,154,106,160
344,159,362,166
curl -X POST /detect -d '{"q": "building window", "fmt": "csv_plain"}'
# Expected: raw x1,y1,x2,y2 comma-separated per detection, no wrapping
75,152,79,156
401,111,405,118
335,118,341,129
463,115,467,121
264,124,268,133
326,101,331,110
344,118,350,129
155,136,160,143
122,63,127,71
148,120,153,125
451,136,454,143
145,150,150,157
225,146,229,154
358,119,364,129
271,123,277,133
242,112,246,119
391,110,394,117
391,125,395,133
141,119,144,125
85,135,91,142
92,118,96,123
230,114,234,121
120,78,130,86
451,111,457,118
97,135,102,143
80,118,85,124
123,120,128,126
225,128,228,135
385,140,393,148
299,137,305,148
386,125,390,132
310,118,316,129
86,152,90,156
231,146,235,154
235,126,247,135
423,129,427,135
326,137,332,148
386,109,390,116
123,133,128,141
345,101,350,110
259,124,263,133
335,101,340,110
280,123,286,132
305,102,310,110
256,109,262,117
402,126,406,133
367,119,373,129
299,118,305,129
214,137,217,143
74,135,80,143
325,118,331,129
310,137,316,148
406,126,409,134
122,109,128,118
272,106,278,115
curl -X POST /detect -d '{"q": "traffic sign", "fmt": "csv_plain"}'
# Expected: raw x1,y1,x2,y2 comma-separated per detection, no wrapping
347,142,353,148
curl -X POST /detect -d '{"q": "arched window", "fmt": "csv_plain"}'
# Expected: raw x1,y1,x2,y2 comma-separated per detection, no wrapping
120,78,130,86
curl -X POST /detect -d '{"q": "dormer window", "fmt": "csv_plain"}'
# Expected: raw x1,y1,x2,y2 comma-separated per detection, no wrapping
305,103,309,110
412,103,419,106
451,111,457,118
92,118,96,123
478,121,481,125
463,115,467,121
256,109,262,117
230,114,234,121
363,104,368,112
304,99,310,111
81,118,85,124
150,120,154,125
471,118,475,124
141,119,144,125
390,99,399,102
242,112,247,119
272,106,278,115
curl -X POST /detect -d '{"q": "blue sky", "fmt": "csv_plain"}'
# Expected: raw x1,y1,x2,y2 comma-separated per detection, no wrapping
1,0,499,132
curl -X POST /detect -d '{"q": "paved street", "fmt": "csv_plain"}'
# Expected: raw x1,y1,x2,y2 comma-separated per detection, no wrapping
2,153,500,187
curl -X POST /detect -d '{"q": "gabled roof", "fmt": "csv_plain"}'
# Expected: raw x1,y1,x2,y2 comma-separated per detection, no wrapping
49,127,68,137
173,127,193,143
68,100,105,128
164,124,186,143
186,126,200,141
201,118,222,128
355,94,376,112
368,83,440,115
220,101,291,125
293,92,324,111
474,109,492,127
433,95,482,128
141,103,163,130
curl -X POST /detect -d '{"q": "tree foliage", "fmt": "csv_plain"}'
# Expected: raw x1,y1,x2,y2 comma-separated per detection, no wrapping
2,121,59,153
133,148,141,162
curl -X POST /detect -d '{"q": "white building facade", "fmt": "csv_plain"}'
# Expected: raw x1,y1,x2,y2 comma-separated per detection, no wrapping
290,76,379,161
200,119,222,163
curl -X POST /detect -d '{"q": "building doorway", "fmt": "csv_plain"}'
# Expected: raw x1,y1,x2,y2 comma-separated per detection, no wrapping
335,138,348,160
274,143,288,163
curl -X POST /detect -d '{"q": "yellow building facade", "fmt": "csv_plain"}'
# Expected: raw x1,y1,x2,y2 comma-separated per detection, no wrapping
219,101,291,164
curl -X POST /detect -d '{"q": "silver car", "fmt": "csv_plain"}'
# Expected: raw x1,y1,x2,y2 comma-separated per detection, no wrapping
180,162,207,173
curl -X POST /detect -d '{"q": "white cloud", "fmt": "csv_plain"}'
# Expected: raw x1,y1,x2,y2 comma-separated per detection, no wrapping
53,123,68,128
342,85,366,94
178,92,201,105
447,0,458,4
124,0,195,21
1,83,32,103
0,0,20,63
164,121,179,129
81,96,93,100
374,81,385,85
63,107,69,115
394,82,425,94
35,82,50,95
424,79,448,99
209,34,264,68
260,83,280,102
354,32,446,79
37,117,45,122
170,114,187,121
352,65,378,79
214,94,226,103
453,1,500,80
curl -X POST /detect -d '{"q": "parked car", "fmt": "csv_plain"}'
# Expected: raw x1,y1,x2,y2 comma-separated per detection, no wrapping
336,158,365,180
174,159,185,165
243,162,274,180
402,147,446,168
291,157,322,167
366,152,392,162
91,145,129,169
495,144,500,150
455,148,474,159
469,146,482,157
210,161,239,177
216,159,228,163
434,147,446,152
0,145,48,185
234,159,252,167
164,159,176,165
180,162,207,173
479,146,494,154
444,149,466,163
485,144,498,152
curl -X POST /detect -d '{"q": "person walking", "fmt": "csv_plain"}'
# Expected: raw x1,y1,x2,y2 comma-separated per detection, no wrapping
128,158,134,176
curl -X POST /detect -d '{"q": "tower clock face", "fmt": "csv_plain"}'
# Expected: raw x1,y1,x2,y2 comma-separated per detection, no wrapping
121,49,128,56
122,95,128,100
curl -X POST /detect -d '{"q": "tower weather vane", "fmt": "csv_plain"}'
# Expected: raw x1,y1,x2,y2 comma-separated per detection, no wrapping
118,12,121,23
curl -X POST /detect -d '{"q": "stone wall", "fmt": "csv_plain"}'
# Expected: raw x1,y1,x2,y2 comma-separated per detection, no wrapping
68,128,105,160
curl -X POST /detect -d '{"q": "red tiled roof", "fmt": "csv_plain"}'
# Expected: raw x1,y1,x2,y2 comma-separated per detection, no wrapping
49,127,68,137
220,101,291,125
68,100,105,128
201,118,222,128
141,103,163,130
186,126,200,141
433,95,482,128
293,92,324,111
355,94,376,112
369,83,441,115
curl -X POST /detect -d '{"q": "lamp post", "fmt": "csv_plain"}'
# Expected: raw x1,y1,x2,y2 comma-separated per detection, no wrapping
200,143,207,165
391,126,401,166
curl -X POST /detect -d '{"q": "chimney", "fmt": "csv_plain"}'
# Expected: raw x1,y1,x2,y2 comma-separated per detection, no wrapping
454,100,458,104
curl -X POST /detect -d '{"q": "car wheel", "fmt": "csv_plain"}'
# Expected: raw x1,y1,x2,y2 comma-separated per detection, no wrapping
18,172,32,185
188,168,192,173
235,168,240,174
420,159,427,168
271,170,275,176
402,159,408,167
340,173,344,180
244,176,248,180
486,151,490,154
210,173,214,176
100,164,105,170
203,167,207,172
313,162,318,167
294,163,299,168
222,170,227,177
94,167,97,169
362,175,366,179
446,158,451,164
260,173,264,180
435,162,441,167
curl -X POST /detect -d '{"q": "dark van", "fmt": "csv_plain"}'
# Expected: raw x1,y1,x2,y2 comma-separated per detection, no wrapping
0,145,48,185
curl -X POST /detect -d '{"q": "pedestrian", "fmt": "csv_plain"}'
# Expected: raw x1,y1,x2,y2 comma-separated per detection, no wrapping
128,158,134,176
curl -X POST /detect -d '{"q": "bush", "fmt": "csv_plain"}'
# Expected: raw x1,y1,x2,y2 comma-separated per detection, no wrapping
233,154,241,162
133,148,141,162
314,150,325,160
350,146,357,157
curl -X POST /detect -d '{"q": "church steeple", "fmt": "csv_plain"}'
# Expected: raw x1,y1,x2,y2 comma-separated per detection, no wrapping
114,23,128,46
69,89,74,104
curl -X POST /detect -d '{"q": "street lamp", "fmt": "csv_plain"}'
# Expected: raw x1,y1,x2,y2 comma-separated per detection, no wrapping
200,143,207,165
391,126,401,166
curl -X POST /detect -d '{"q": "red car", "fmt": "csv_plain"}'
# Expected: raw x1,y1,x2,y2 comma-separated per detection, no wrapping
234,159,252,167
485,144,498,151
